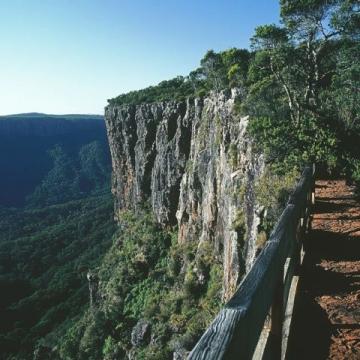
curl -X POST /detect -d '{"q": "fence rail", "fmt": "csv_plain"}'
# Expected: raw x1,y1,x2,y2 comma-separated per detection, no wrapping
189,165,315,360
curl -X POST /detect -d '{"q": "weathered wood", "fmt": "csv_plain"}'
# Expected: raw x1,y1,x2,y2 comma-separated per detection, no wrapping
188,166,315,360
281,274,300,360
270,266,284,359
288,166,313,219
281,240,301,359
252,319,271,360
283,253,297,308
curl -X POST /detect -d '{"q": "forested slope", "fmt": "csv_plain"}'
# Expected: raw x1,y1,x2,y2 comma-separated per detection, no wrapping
0,114,116,359
0,114,109,207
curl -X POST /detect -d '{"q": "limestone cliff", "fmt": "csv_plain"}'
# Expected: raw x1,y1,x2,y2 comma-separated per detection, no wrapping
105,90,264,300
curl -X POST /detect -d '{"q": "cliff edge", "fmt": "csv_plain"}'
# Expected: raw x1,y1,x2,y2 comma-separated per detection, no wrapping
105,90,264,300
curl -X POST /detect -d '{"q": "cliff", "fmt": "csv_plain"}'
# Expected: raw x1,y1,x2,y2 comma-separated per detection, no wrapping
105,90,264,299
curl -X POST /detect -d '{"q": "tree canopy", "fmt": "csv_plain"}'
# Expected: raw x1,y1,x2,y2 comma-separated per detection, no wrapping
108,48,251,106
244,0,360,182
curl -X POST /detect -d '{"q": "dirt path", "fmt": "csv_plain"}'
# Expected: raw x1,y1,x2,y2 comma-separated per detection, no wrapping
289,180,360,360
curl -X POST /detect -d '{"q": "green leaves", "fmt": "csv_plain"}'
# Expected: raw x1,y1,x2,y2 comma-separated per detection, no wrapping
280,0,337,36
0,194,116,359
26,141,110,207
200,50,228,91
332,41,360,130
251,24,289,51
332,0,360,39
56,205,223,359
247,0,359,178
109,76,196,106
110,48,251,106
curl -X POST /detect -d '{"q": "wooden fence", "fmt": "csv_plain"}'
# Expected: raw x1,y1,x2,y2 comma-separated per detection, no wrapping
189,165,315,360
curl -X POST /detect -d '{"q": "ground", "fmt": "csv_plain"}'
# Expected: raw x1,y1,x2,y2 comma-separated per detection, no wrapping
289,180,360,360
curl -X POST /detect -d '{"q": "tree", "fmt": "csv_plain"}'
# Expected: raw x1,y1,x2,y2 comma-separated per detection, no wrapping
247,0,359,175
188,68,207,95
331,0,360,39
250,25,302,124
331,41,360,131
200,50,228,91
280,0,359,113
220,48,251,87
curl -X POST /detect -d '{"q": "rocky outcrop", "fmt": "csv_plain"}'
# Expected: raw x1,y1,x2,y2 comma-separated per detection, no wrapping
87,271,100,308
105,90,264,300
33,345,53,360
105,101,191,225
131,320,151,347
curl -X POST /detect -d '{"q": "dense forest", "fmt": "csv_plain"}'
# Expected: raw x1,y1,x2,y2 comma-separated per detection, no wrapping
0,113,108,207
0,115,116,359
0,195,115,359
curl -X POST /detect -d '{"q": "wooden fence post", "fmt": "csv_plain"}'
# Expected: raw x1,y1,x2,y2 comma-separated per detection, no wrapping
311,163,316,206
270,266,284,359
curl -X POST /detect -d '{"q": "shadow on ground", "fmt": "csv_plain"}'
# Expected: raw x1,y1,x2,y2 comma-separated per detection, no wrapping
287,180,360,359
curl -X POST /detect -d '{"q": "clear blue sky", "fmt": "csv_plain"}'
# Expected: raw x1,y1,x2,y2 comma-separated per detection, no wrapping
0,0,280,115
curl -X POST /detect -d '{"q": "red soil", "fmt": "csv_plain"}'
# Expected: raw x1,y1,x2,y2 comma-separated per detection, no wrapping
289,180,360,359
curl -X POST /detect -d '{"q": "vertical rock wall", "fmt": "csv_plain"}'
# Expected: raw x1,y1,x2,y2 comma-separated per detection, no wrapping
105,90,264,299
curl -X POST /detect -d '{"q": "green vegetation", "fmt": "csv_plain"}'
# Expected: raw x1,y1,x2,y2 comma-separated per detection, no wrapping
108,77,195,106
228,143,238,169
108,48,251,106
98,4,359,355
255,168,300,239
244,0,359,182
0,114,109,207
0,115,115,359
27,141,110,207
58,209,223,360
0,194,115,359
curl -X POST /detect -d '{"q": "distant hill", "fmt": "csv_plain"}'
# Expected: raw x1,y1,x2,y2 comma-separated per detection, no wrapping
0,113,111,207
1,113,103,120
0,113,104,137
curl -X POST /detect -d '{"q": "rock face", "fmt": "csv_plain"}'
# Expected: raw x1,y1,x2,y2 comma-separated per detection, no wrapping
105,101,190,225
105,90,264,299
87,270,101,308
131,320,151,347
